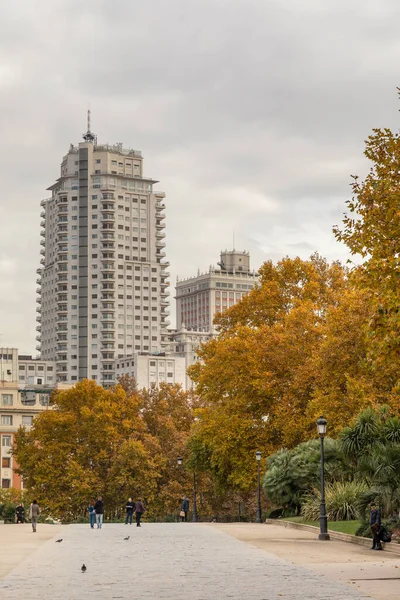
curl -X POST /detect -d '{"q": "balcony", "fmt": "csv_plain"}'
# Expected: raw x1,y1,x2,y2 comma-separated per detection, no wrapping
40,211,46,218
101,263,114,272
160,289,169,297
156,203,166,211
36,334,41,342
36,306,41,313
36,296,42,304
40,199,47,207
36,287,41,295
36,267,43,275
40,257,45,265
101,313,115,320
156,241,166,248
40,220,45,228
101,332,114,340
57,253,68,262
40,229,45,237
40,248,45,256
57,305,68,314
36,344,41,352
40,239,45,247
36,315,41,323
101,304,115,311
36,325,41,332
156,231,166,239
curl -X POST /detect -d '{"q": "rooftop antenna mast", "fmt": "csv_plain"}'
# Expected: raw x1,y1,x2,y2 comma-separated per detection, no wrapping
83,109,95,143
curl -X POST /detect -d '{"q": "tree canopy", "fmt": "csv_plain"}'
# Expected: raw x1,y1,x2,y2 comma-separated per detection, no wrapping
13,380,195,520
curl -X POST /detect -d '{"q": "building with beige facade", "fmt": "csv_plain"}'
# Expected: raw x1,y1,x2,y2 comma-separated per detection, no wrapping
0,348,60,490
175,250,258,333
115,352,187,389
37,116,170,386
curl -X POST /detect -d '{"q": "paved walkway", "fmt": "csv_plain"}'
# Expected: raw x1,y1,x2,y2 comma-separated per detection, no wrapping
215,523,400,600
0,523,370,600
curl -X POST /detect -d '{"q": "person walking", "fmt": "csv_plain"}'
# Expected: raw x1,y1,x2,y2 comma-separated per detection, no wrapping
370,502,382,550
180,496,189,522
135,498,145,527
15,503,25,524
125,497,134,525
88,500,96,529
94,496,104,529
29,500,40,533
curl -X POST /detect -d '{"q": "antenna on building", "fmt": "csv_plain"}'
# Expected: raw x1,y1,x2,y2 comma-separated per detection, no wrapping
83,109,95,143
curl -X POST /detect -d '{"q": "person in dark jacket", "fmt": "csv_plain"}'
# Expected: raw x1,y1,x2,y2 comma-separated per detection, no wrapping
125,497,134,525
15,503,25,524
181,496,189,522
370,502,382,550
94,496,104,529
135,498,145,527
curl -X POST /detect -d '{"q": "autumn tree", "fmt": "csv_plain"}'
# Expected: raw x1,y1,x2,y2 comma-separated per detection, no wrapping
139,383,197,516
13,380,162,520
334,118,400,405
187,255,356,493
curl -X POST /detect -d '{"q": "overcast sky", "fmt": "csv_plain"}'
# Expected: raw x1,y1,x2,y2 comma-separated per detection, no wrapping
0,0,399,353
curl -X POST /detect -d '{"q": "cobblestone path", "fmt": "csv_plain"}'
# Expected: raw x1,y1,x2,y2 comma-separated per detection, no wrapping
0,523,370,599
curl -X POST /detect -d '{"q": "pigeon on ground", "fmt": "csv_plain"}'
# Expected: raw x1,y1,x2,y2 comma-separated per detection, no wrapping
123,536,130,540
55,539,63,543
81,564,87,573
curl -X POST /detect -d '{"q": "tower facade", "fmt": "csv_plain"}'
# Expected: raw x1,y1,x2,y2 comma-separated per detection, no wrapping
175,250,258,333
36,122,170,386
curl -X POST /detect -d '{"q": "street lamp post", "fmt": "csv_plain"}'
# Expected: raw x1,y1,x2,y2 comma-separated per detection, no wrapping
317,416,330,541
192,471,198,523
177,456,197,523
256,450,262,523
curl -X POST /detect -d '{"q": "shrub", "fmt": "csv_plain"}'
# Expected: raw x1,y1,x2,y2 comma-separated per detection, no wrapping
301,480,368,521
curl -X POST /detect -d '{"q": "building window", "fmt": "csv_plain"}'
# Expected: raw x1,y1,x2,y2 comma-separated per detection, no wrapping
39,395,50,406
2,457,10,468
1,479,10,489
2,435,11,447
22,416,33,427
1,394,13,406
1,416,12,426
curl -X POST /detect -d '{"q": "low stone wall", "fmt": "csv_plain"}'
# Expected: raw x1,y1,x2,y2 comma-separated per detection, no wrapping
265,518,400,555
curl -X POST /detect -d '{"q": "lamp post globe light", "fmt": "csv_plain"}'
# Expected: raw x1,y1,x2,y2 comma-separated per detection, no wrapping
256,451,262,523
177,457,197,523
316,416,330,541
